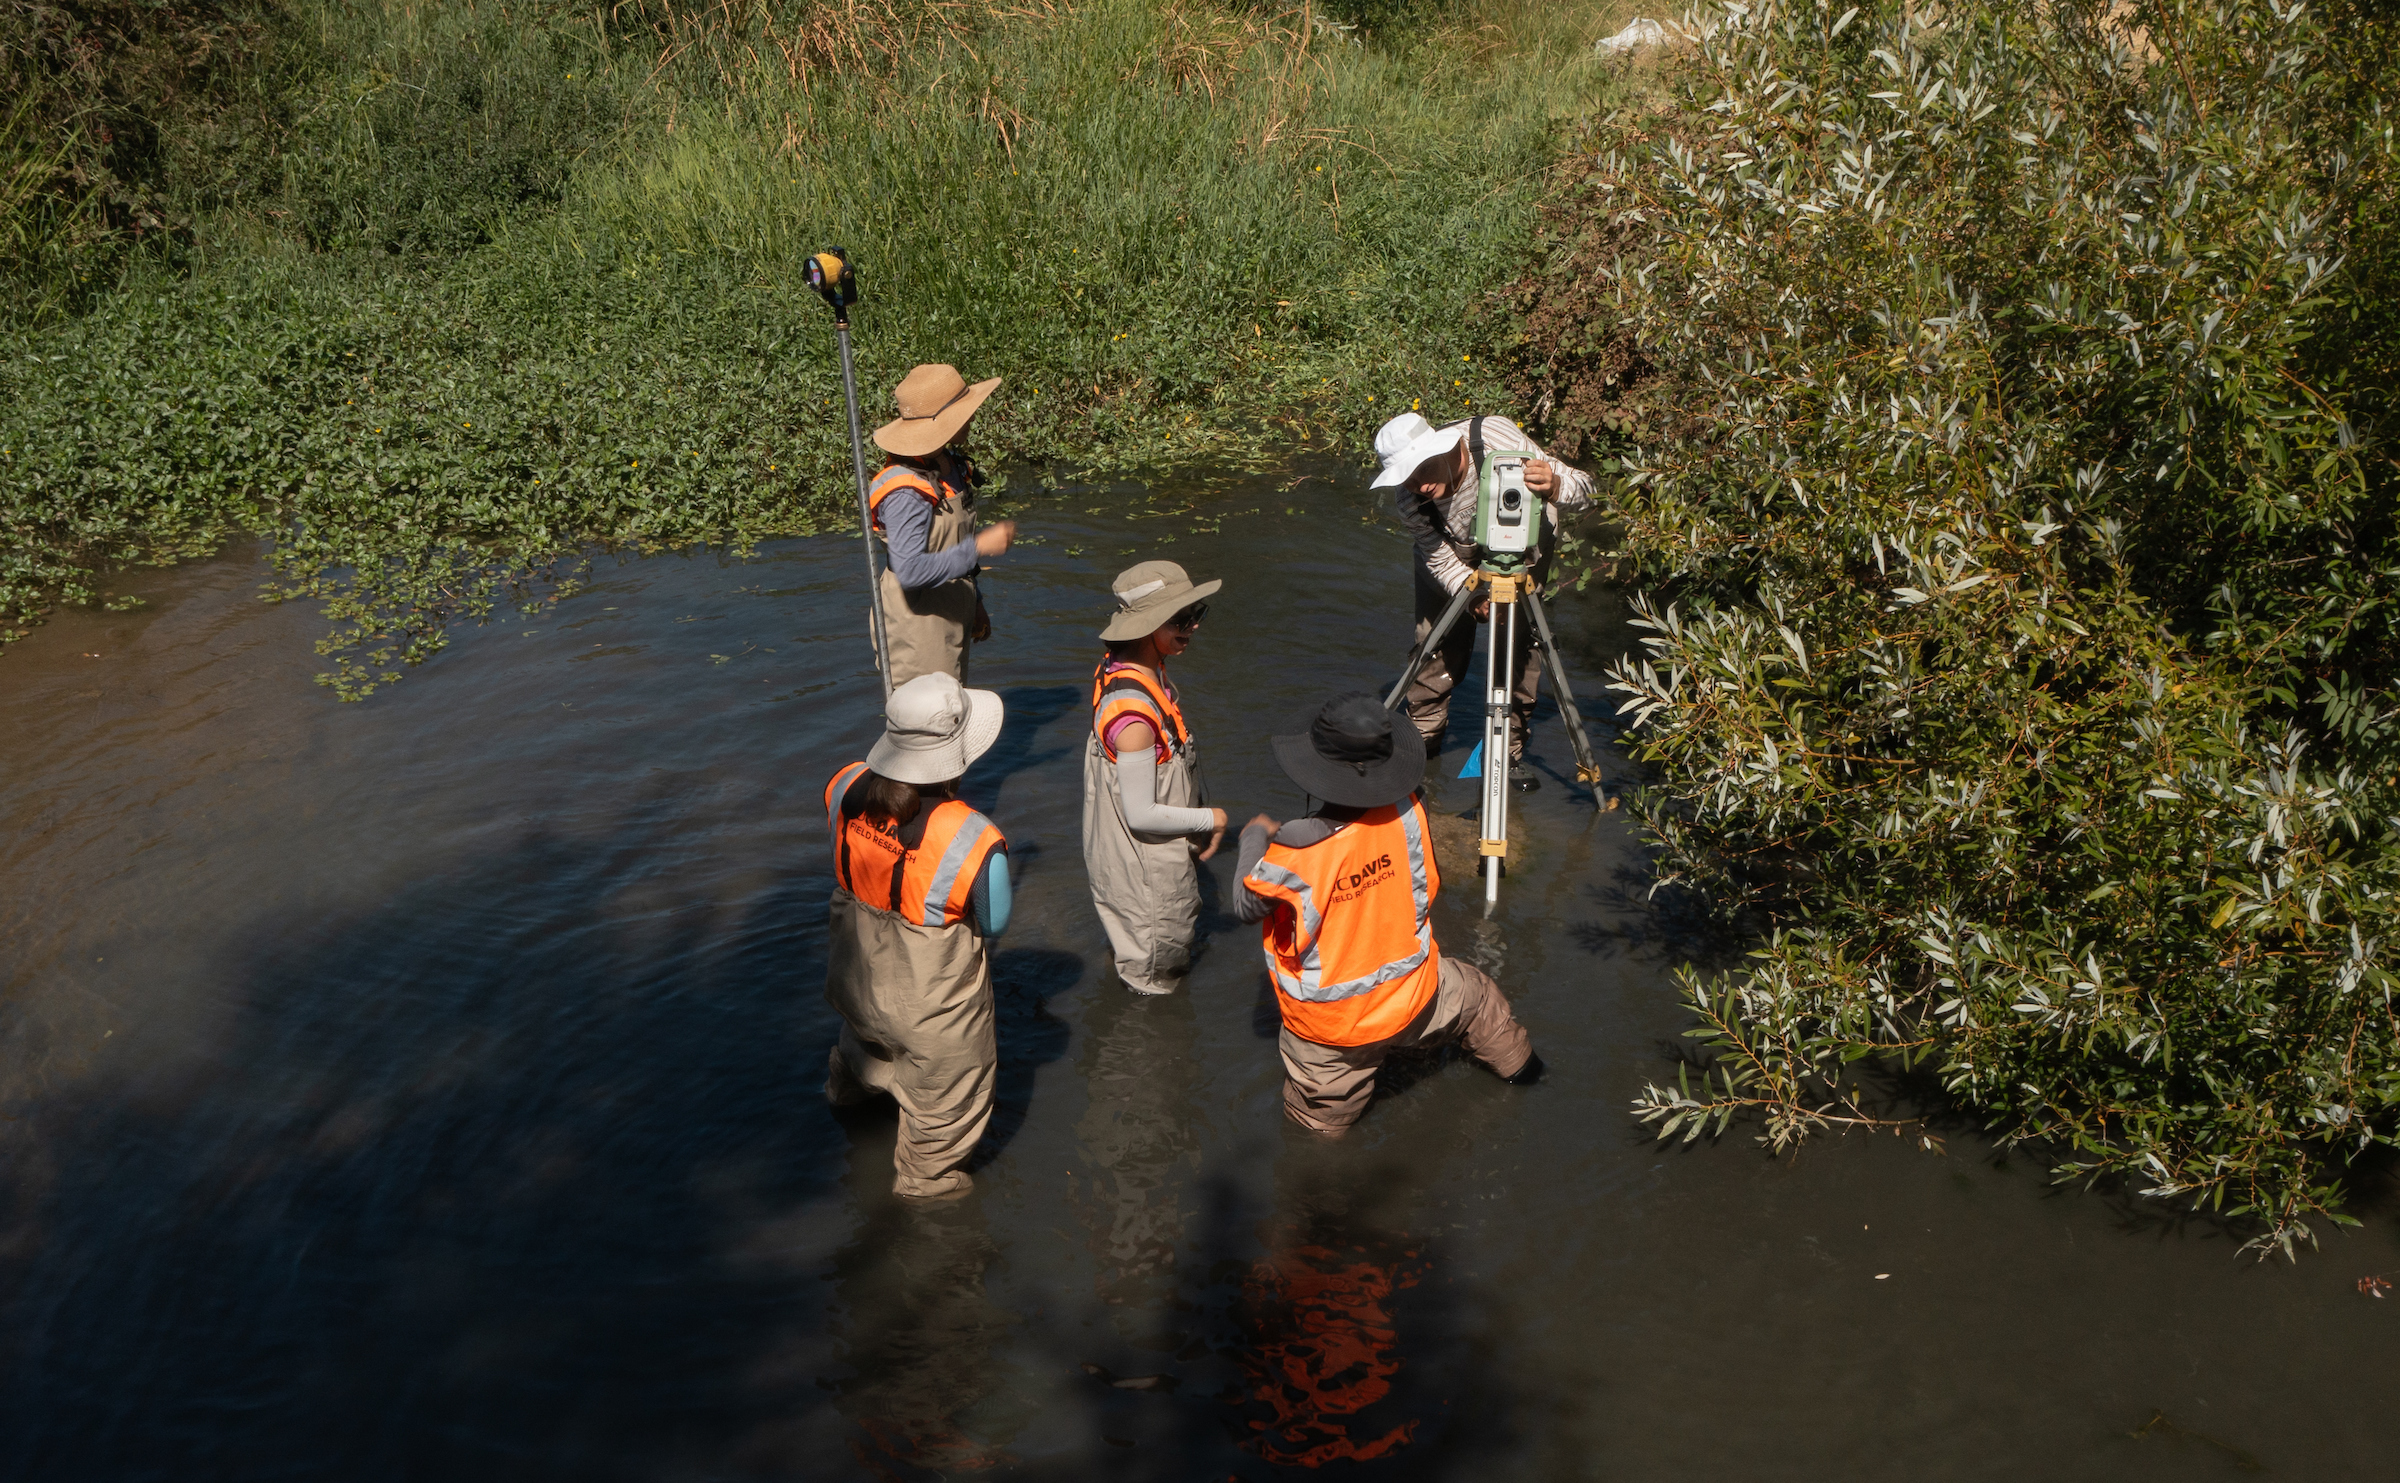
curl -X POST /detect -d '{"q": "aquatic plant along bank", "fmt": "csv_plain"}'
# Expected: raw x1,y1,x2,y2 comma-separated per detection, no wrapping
1,0,1627,693
1507,0,2400,1252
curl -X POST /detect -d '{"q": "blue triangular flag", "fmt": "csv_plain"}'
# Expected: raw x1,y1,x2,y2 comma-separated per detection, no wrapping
1456,740,1484,779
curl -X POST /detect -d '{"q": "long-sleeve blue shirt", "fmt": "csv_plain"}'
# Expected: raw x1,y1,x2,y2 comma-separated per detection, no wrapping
880,460,982,592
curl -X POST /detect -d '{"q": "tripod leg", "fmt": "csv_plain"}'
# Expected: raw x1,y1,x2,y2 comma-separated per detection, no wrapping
1523,588,1609,803
1383,579,1477,716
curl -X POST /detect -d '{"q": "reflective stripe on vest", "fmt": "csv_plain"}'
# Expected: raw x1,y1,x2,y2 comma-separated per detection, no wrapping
867,463,955,532
825,760,880,906
1090,658,1191,761
824,760,872,833
824,762,1003,927
1245,799,1442,1044
910,803,1005,927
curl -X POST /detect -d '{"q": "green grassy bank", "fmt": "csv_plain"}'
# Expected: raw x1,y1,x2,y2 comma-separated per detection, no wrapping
2,0,1626,693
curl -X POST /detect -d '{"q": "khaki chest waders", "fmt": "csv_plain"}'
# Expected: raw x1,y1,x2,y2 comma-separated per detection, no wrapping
1081,728,1207,995
877,480,981,687
824,887,997,1198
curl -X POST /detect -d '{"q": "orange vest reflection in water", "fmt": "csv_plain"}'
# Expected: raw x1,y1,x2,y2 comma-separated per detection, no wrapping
1235,1239,1434,1467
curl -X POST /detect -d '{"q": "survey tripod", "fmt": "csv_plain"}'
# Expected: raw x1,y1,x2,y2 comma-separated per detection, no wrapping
1380,446,1608,912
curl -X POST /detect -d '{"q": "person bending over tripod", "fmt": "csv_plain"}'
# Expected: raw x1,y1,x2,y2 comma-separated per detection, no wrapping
1372,411,1592,789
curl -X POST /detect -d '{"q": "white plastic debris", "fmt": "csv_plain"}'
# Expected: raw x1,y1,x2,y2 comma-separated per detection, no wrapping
1595,17,1670,53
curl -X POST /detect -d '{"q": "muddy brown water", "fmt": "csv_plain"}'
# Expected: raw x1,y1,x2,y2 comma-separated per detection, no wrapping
2,469,2392,1481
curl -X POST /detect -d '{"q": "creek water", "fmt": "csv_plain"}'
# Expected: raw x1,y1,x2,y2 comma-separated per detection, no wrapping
1,468,2391,1482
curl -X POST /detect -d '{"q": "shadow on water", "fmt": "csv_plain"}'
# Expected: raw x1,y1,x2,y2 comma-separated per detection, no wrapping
1565,867,1749,973
976,948,1082,1168
806,1200,1017,1483
1,825,855,1480
967,684,1085,801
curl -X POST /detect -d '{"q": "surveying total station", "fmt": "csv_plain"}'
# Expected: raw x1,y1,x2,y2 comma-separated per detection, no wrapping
1381,424,1611,912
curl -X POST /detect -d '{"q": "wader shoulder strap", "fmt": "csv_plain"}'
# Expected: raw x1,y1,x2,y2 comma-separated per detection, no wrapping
1099,676,1186,741
827,761,872,896
867,464,940,529
1092,662,1190,750
1468,415,1486,479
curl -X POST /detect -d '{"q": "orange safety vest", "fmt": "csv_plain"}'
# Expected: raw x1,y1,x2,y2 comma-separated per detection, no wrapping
866,457,971,533
824,761,1006,927
1090,658,1192,763
1243,798,1442,1046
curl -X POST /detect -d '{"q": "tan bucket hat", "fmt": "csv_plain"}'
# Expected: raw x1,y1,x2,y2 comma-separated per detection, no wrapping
873,363,1001,457
867,673,1006,784
1100,560,1222,642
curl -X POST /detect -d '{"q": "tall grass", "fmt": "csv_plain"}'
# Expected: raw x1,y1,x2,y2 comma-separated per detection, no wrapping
2,0,1629,690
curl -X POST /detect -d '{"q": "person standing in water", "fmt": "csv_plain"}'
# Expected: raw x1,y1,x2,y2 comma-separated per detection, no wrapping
1083,561,1229,996
824,673,1010,1199
869,363,1019,686
1237,692,1543,1134
1372,411,1593,787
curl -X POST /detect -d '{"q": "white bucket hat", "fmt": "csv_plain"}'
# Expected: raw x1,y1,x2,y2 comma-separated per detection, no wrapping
1369,412,1466,490
867,673,1005,785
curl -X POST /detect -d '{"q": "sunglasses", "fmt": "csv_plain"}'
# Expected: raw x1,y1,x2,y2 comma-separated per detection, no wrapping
1168,602,1208,631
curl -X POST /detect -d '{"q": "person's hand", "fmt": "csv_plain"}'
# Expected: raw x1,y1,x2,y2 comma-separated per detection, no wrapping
971,599,992,642
1246,811,1281,840
1195,807,1230,861
1472,593,1492,621
1522,457,1559,497
974,520,1017,558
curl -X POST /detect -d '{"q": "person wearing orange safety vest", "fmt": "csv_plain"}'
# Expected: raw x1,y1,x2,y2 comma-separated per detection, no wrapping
1236,692,1544,1134
1083,560,1231,995
867,363,1020,686
823,672,1011,1199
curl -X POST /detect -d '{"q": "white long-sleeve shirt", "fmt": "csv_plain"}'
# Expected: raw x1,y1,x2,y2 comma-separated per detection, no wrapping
1391,415,1594,594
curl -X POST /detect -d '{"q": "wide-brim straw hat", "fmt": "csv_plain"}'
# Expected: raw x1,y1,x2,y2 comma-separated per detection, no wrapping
1099,560,1222,642
867,673,1006,784
1368,411,1467,490
873,363,1001,457
1270,691,1426,809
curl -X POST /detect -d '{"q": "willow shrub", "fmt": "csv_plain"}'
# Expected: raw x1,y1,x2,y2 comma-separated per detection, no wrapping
1530,1,2400,1254
0,0,1608,692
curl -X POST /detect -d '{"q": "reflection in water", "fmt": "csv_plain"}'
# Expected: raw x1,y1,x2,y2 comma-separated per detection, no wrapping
1073,990,1201,1318
1234,1231,1431,1467
1220,1142,1452,1470
825,1198,1011,1481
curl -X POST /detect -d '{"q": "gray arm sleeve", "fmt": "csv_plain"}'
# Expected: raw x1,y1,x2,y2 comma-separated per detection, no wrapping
880,491,982,592
1233,818,1340,922
1115,750,1217,836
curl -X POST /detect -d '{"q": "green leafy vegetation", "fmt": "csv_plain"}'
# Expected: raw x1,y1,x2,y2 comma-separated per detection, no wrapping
1511,0,2400,1255
2,0,1621,693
